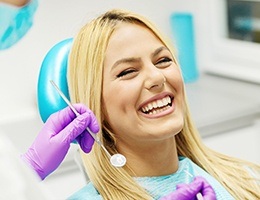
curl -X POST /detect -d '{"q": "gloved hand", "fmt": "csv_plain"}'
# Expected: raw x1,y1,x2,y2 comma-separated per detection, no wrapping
21,104,99,180
160,176,216,200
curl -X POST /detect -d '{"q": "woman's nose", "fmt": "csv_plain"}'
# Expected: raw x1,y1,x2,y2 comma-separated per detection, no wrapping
144,65,166,91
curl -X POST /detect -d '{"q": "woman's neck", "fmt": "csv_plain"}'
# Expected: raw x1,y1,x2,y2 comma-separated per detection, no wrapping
119,137,179,177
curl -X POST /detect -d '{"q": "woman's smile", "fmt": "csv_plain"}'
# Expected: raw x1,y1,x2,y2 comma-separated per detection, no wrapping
138,93,175,118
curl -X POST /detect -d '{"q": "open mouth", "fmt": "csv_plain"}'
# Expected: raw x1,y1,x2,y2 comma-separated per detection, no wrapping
140,96,173,115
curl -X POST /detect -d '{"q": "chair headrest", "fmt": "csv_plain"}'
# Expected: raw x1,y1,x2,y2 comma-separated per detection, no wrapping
37,38,73,122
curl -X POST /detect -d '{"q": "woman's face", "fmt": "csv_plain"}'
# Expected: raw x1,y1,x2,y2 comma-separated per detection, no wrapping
102,22,184,147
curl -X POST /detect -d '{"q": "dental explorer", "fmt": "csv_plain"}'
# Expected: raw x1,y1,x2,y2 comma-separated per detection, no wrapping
50,80,126,168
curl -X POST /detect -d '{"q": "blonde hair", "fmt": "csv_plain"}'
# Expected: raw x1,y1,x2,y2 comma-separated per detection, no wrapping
68,9,260,200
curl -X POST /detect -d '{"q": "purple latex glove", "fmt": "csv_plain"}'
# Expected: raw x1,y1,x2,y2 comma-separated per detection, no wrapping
21,104,99,180
160,176,216,200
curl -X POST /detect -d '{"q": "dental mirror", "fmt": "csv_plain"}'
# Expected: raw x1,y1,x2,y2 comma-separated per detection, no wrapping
50,80,126,168
110,153,127,167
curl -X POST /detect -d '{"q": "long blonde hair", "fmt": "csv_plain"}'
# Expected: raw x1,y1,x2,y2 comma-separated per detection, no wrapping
68,9,260,200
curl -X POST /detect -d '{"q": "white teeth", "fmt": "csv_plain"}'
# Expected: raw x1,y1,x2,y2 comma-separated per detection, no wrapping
141,96,172,114
162,98,168,105
157,99,164,107
148,103,153,110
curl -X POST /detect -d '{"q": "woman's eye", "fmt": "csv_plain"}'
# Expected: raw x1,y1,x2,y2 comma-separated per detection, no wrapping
156,57,172,67
116,69,136,78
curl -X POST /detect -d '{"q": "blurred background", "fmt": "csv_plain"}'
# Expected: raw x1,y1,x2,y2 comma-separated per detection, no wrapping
0,0,260,199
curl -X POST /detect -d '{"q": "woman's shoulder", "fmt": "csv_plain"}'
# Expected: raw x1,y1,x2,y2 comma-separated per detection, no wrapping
67,182,102,200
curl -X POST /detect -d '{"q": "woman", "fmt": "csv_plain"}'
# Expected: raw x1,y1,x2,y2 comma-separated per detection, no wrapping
66,9,260,199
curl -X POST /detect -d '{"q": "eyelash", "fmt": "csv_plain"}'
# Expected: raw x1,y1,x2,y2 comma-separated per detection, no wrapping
156,57,172,66
116,57,172,78
116,69,136,78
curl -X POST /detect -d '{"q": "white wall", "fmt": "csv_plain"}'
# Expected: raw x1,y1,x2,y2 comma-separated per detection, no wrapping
0,0,204,122
203,121,260,164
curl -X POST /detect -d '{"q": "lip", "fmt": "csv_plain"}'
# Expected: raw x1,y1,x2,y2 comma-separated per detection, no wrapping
138,92,175,118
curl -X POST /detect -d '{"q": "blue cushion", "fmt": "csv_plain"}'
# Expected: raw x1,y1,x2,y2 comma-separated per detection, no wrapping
37,38,73,122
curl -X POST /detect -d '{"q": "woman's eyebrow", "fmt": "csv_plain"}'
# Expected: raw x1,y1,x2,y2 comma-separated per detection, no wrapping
111,57,141,71
111,46,169,71
152,46,169,58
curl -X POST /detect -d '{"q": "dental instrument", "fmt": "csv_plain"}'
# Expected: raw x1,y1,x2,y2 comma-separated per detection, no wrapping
184,170,204,200
50,80,126,168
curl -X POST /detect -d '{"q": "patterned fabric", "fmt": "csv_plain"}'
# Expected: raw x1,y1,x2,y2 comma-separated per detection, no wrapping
68,157,234,200
0,0,38,49
134,157,234,199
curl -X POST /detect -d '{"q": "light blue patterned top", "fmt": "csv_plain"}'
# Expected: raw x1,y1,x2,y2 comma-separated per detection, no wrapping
0,0,38,49
68,157,234,200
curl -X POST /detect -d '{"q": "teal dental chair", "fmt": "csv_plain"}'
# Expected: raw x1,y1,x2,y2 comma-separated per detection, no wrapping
37,38,72,122
37,38,89,182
